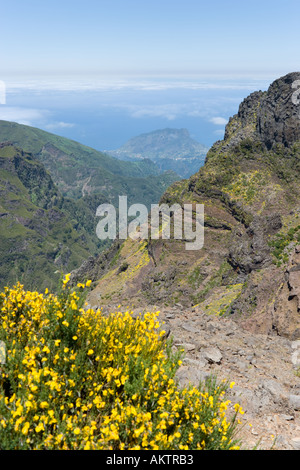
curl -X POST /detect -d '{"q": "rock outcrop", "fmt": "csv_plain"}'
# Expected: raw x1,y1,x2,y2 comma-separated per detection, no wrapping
257,72,300,149
70,72,300,450
82,72,300,341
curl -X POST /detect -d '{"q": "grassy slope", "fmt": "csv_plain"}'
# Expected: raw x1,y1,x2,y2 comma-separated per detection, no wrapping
0,144,105,291
0,120,179,204
85,92,300,322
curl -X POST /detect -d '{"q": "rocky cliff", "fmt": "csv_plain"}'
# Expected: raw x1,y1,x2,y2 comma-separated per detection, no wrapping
74,72,300,342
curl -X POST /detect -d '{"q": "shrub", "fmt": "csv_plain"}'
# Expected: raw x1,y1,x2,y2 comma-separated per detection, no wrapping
0,277,243,450
268,225,300,266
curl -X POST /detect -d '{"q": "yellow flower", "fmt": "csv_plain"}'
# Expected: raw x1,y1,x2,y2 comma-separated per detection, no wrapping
40,401,49,409
21,422,30,435
35,422,44,433
86,280,92,287
62,273,71,287
234,403,244,414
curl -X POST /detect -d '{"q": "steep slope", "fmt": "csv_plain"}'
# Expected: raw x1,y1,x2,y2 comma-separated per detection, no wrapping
0,120,178,206
0,142,102,291
108,128,208,178
76,72,300,340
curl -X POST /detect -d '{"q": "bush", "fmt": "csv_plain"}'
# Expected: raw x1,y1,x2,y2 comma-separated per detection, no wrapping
0,277,243,450
268,225,300,266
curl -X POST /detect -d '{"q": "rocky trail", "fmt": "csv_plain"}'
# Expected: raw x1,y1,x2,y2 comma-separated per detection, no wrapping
100,302,300,450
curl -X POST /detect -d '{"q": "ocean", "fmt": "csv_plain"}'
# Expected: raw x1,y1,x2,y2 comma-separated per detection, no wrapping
1,75,274,152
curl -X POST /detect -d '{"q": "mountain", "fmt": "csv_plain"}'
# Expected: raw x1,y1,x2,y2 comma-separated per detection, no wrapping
0,120,179,207
73,72,300,340
0,120,180,289
0,122,180,290
107,128,208,178
0,142,103,291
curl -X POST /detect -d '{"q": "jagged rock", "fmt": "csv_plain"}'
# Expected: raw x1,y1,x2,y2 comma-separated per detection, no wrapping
202,347,223,364
289,394,300,411
182,357,208,368
257,72,300,149
175,342,196,352
84,72,300,342
260,380,288,406
291,438,300,450
228,214,282,274
181,323,200,334
291,350,300,367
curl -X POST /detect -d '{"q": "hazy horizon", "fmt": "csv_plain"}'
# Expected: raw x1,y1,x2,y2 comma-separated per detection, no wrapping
0,74,278,151
1,0,300,151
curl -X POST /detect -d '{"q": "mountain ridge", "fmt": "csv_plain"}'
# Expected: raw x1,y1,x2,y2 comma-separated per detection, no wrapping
0,141,102,290
0,123,178,289
75,71,300,340
0,120,179,206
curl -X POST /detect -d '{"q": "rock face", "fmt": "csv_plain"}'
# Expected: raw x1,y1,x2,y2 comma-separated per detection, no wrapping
270,247,300,340
228,214,282,274
224,72,300,150
257,72,300,149
74,73,300,449
82,72,300,340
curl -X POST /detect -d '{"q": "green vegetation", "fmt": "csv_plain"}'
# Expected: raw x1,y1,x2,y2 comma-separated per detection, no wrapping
0,120,179,206
191,262,234,307
108,128,208,178
268,225,300,266
0,144,102,291
0,278,243,450
0,120,178,291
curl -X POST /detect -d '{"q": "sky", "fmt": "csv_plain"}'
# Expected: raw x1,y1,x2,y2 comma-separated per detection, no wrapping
1,0,300,77
0,0,300,150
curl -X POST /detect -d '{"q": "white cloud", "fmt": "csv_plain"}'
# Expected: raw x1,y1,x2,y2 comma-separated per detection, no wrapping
124,104,183,121
45,121,75,130
0,106,75,132
4,76,269,93
214,129,225,137
0,106,46,126
210,116,228,125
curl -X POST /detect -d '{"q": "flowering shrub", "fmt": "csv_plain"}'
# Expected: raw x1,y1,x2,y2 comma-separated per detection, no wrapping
0,277,243,450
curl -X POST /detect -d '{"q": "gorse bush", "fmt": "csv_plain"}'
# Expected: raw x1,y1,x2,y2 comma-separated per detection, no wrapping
0,276,243,450
269,225,300,266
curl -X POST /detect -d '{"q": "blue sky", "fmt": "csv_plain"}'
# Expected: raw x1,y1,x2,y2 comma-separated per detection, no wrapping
0,1,300,150
2,0,300,77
